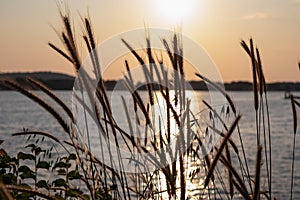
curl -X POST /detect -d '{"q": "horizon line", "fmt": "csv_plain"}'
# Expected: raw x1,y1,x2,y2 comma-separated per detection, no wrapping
0,70,299,84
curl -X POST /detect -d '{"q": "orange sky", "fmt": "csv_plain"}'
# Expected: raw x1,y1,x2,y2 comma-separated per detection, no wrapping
0,0,299,82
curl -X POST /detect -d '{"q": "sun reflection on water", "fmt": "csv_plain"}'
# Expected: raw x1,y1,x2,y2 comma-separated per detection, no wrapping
144,90,222,199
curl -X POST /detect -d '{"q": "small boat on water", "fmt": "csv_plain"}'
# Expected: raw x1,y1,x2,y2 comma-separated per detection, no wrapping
284,91,300,99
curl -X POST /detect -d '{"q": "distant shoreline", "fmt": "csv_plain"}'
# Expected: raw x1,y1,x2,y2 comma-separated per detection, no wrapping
0,72,299,91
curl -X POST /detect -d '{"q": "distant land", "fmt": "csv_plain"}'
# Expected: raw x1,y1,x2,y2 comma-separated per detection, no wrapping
0,72,299,91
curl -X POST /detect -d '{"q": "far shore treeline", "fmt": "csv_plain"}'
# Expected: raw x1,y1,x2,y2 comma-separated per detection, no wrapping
0,71,299,91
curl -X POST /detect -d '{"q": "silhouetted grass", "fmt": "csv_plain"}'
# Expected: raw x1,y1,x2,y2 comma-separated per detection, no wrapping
0,8,299,200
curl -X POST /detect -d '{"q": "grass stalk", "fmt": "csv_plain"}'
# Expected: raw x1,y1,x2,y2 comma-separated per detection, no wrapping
204,115,241,188
290,95,298,200
253,145,262,200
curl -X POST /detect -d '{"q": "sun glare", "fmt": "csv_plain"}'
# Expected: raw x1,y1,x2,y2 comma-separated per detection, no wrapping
155,0,196,22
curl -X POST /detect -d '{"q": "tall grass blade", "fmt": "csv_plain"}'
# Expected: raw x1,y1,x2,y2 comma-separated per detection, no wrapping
204,115,241,188
250,39,258,111
290,95,298,200
253,145,262,200
219,154,250,200
256,48,265,95
48,42,73,63
291,95,298,135
27,78,75,123
0,79,70,134
195,73,236,114
225,144,234,199
62,32,81,71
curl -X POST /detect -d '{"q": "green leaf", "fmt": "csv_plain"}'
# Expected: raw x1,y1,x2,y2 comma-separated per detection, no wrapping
36,180,48,188
56,169,66,175
0,163,11,169
66,188,83,197
18,165,33,173
54,161,71,169
35,147,43,156
20,171,35,180
16,192,34,199
82,194,90,200
53,178,67,187
17,152,35,160
0,168,6,175
68,153,77,160
67,170,81,180
37,161,50,169
0,149,11,163
0,173,17,184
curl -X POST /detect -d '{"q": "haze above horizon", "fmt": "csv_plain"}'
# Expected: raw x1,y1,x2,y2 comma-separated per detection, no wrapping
0,0,299,82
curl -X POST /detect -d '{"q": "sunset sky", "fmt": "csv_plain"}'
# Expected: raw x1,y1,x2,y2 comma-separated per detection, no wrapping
0,0,300,82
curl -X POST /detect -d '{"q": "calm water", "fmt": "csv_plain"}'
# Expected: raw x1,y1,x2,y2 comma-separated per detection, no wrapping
0,91,300,199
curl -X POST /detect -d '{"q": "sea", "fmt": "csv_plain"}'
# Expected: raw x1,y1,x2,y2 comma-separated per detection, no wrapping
0,90,300,199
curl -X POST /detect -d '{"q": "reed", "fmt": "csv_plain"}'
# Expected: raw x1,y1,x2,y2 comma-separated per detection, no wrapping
241,38,274,199
0,8,299,200
290,95,299,200
253,145,262,200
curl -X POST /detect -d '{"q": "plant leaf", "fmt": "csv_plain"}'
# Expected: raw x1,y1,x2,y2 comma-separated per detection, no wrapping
18,165,33,173
37,161,50,170
67,170,81,180
36,180,49,188
53,178,67,187
17,152,35,161
54,161,71,169
20,172,35,180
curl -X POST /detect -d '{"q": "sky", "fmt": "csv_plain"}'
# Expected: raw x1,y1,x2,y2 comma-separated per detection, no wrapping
0,0,300,82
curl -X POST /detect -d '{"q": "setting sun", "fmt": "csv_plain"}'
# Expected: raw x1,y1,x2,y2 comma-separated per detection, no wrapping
155,0,197,22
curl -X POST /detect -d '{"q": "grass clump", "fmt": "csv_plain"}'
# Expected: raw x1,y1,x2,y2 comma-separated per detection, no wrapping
0,8,299,200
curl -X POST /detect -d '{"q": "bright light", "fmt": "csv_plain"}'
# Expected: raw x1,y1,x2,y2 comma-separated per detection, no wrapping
155,0,196,22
